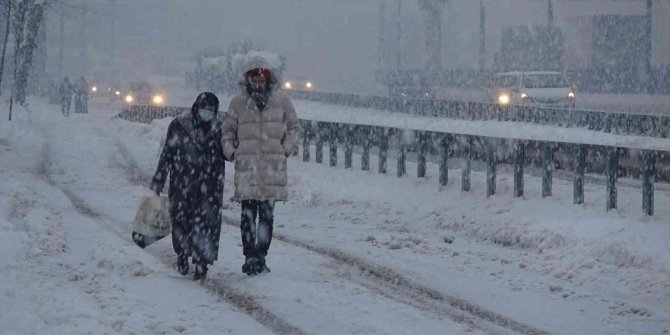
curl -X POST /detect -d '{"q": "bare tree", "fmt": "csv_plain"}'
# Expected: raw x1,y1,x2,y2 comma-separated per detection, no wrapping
7,0,47,120
14,2,44,105
0,0,13,98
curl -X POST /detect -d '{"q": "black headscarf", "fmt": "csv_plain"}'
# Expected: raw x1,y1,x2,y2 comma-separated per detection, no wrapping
191,92,219,123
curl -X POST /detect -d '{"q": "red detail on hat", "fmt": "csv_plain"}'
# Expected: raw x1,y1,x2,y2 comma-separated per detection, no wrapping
245,68,272,81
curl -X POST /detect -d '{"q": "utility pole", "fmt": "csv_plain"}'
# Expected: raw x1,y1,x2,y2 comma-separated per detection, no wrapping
58,0,64,80
378,0,389,80
395,0,402,71
645,0,652,93
378,1,386,69
548,0,554,31
547,0,556,71
109,0,115,78
479,0,486,75
419,0,445,74
79,0,86,77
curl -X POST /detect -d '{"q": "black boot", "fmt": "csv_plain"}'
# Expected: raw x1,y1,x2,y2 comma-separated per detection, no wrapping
177,253,189,276
242,256,259,276
257,255,271,274
193,262,208,281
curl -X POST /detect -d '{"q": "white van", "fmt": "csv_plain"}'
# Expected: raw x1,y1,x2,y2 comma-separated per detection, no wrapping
490,71,575,108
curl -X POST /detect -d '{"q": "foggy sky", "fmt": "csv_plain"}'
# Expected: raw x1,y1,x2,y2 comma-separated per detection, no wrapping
43,0,670,95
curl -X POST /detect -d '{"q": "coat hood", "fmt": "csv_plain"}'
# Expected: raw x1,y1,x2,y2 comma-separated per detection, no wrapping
241,55,279,88
245,55,271,74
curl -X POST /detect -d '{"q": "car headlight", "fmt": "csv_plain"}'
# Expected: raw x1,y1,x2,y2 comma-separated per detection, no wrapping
568,92,575,98
305,82,312,88
91,86,97,92
125,95,134,103
284,81,292,89
498,94,510,105
152,95,163,104
521,93,528,99
115,91,120,96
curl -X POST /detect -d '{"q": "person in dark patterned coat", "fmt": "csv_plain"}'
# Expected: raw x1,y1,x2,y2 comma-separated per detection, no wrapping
150,92,227,281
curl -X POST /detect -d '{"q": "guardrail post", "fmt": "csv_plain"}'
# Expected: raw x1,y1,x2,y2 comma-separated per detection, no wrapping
345,125,354,169
514,141,525,197
329,123,338,167
315,122,324,164
302,121,311,162
574,144,586,204
462,135,472,192
642,150,656,216
362,126,370,171
486,138,496,197
397,130,406,177
379,127,388,174
606,147,619,211
418,131,427,178
542,142,554,197
439,134,449,186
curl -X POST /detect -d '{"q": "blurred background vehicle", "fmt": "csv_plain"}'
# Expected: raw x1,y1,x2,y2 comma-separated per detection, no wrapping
489,71,575,108
282,74,314,91
123,82,165,106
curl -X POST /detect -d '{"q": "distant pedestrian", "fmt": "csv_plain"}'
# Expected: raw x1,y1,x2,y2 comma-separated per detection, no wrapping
74,76,88,114
59,77,73,117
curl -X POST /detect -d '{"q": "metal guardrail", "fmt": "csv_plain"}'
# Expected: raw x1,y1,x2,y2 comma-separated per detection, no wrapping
285,90,670,139
115,104,668,216
113,105,191,123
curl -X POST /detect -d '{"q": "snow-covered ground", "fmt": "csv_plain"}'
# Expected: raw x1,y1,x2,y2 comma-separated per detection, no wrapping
1,94,669,334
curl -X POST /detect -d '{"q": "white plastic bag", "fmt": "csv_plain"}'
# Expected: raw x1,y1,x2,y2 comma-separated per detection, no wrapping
132,195,171,248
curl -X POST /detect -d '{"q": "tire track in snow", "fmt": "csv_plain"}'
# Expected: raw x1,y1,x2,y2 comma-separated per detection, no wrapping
112,141,154,187
221,215,550,335
36,142,308,335
109,136,549,334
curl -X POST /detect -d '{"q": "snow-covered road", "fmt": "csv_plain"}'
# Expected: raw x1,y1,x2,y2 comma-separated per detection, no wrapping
1,95,669,334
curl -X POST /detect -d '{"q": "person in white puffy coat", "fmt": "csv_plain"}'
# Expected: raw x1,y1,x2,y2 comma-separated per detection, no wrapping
222,55,301,275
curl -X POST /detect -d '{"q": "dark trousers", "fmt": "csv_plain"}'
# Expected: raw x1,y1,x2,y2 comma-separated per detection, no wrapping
241,200,275,258
61,97,71,116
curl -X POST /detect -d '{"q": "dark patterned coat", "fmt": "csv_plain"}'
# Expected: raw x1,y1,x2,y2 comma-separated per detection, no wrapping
150,113,225,264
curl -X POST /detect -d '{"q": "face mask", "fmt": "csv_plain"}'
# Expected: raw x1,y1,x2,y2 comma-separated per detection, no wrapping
198,108,216,122
248,82,269,94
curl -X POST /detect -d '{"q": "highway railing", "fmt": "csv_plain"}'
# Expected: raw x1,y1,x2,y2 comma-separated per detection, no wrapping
115,104,670,216
285,90,670,139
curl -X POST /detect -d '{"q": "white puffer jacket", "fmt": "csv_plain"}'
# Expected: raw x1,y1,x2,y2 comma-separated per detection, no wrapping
222,57,300,201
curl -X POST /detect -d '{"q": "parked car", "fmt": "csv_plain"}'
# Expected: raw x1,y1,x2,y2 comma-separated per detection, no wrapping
489,71,575,108
123,82,165,105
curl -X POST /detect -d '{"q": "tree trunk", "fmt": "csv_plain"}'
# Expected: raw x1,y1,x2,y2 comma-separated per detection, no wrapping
9,0,26,120
15,3,44,105
0,0,12,99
